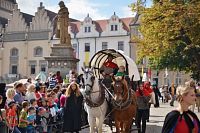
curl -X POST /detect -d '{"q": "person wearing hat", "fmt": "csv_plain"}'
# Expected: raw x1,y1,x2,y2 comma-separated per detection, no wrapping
100,54,118,76
100,54,118,88
7,101,21,133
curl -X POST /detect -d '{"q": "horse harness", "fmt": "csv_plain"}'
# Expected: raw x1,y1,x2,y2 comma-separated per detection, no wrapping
83,71,106,108
112,81,134,110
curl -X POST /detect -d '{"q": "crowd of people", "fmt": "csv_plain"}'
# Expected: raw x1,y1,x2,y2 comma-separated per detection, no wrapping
0,70,85,133
0,53,200,133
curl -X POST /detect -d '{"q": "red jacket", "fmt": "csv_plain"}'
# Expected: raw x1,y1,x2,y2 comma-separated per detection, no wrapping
136,88,151,97
103,61,118,69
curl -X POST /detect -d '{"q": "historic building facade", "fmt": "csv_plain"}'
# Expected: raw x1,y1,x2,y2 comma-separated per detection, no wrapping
0,1,190,86
0,1,133,83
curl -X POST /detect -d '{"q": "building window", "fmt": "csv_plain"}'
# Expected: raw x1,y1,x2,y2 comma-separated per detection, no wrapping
84,27,91,32
84,27,87,32
31,65,36,74
11,65,17,74
111,25,118,31
102,42,108,50
85,43,90,52
34,47,43,57
118,41,124,51
41,65,46,72
115,25,118,31
88,27,91,32
10,48,18,57
111,25,114,31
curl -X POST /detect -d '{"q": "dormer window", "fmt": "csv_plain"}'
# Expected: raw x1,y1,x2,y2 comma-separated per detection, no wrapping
84,26,91,32
111,25,118,31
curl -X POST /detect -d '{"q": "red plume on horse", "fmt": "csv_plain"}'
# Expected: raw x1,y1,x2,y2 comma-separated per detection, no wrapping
111,76,137,132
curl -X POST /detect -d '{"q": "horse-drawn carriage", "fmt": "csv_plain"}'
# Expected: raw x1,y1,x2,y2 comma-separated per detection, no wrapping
81,49,140,132
89,49,140,82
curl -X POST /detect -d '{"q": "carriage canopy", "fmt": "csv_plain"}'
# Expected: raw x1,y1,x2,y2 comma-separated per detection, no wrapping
89,49,140,81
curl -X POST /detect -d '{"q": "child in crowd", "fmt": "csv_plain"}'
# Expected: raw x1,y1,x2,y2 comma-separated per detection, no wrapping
0,109,7,133
25,84,36,102
30,98,38,109
69,70,77,83
115,65,130,84
115,65,126,77
18,101,29,133
35,107,48,133
7,101,20,133
5,88,15,108
27,107,36,133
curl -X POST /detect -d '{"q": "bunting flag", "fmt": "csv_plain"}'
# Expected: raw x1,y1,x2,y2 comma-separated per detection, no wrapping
165,68,168,77
141,65,144,77
148,67,151,80
142,73,147,82
84,52,90,66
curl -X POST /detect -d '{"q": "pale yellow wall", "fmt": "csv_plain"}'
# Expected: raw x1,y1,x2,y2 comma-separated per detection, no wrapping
1,40,51,78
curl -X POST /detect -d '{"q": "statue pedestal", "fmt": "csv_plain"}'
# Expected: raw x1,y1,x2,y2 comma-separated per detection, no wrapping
44,44,79,78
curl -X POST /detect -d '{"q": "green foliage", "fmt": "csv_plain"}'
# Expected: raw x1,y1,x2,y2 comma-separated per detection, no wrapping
131,0,200,81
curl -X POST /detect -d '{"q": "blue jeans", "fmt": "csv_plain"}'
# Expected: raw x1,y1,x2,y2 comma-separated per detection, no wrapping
27,126,35,133
11,126,21,133
18,127,27,133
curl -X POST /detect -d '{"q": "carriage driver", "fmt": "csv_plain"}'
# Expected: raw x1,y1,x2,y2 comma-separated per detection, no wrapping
100,54,119,88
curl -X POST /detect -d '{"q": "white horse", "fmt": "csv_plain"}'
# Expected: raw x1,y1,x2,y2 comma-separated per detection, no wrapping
80,67,108,133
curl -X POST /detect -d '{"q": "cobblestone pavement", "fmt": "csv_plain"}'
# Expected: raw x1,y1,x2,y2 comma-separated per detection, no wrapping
80,101,200,133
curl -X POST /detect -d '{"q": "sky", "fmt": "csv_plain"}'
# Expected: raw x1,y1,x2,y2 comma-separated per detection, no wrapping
17,0,152,20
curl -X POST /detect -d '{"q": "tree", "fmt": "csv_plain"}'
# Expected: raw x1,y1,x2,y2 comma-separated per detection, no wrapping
131,0,200,81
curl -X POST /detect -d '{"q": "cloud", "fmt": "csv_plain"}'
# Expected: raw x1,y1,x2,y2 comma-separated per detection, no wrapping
17,0,42,15
16,0,107,20
121,6,135,18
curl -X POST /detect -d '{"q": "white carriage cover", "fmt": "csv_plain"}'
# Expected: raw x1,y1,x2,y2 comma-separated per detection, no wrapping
90,49,140,81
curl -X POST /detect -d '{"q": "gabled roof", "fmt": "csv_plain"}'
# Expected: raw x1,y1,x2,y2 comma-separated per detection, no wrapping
45,9,79,23
70,22,81,34
94,20,108,33
120,17,133,31
0,17,8,28
70,17,133,34
21,12,34,26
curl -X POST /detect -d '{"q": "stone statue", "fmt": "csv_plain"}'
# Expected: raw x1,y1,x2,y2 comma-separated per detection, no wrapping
53,1,71,46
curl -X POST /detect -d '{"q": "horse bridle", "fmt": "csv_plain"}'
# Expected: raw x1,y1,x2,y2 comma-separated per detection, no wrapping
114,81,126,96
83,71,95,93
112,80,132,110
82,69,106,108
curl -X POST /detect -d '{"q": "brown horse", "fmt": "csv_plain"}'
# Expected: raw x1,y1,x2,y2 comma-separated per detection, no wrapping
112,76,137,133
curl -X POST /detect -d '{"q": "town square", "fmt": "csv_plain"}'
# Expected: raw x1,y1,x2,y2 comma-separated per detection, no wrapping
0,0,200,133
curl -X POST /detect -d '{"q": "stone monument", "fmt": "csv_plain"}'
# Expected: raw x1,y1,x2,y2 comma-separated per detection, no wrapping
45,1,79,77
